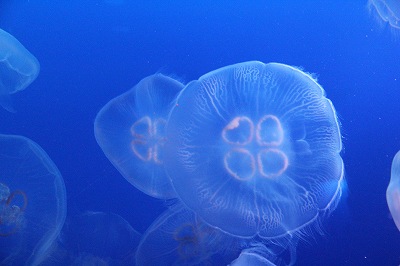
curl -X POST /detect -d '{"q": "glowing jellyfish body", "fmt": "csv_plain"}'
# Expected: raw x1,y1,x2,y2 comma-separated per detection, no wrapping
0,29,40,112
0,134,66,266
387,150,400,231
368,0,400,30
165,61,344,238
94,74,183,199
135,204,241,265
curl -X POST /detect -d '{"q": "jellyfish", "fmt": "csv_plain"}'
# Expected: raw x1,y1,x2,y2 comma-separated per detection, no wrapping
387,150,400,231
42,211,141,265
94,74,183,199
165,61,344,238
0,134,66,266
367,0,400,39
230,246,278,266
229,239,298,266
0,29,40,112
135,203,243,265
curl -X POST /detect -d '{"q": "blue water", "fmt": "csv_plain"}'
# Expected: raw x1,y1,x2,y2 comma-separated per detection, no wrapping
1,0,400,265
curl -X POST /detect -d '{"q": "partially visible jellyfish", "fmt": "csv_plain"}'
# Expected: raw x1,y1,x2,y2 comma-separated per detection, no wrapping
387,150,400,231
0,134,67,266
367,0,400,37
135,203,243,265
230,246,278,266
94,74,183,199
229,240,298,266
165,61,344,238
42,211,141,265
0,29,40,112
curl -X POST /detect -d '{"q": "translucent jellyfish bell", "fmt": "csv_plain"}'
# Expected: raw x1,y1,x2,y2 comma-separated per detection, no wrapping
0,29,40,112
165,61,344,238
387,150,400,231
230,247,278,266
43,211,141,265
135,204,242,265
367,0,400,30
94,74,183,199
0,134,66,266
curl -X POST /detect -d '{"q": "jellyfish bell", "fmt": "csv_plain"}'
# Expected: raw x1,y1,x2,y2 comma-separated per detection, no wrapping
387,150,400,231
165,61,344,239
135,204,242,265
367,0,400,39
229,246,278,266
94,73,184,199
0,29,40,112
0,134,66,266
43,211,142,265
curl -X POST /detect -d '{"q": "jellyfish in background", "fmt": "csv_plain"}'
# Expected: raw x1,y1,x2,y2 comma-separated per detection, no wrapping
135,203,243,265
42,211,141,265
230,245,278,266
136,203,297,265
94,74,183,199
367,0,400,38
0,29,40,112
165,61,344,239
387,150,400,231
0,134,66,266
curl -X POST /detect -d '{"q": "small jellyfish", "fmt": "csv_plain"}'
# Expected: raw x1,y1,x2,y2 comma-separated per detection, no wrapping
165,61,344,238
94,74,183,199
0,29,40,112
387,150,400,231
42,211,141,265
229,246,277,266
0,134,66,266
135,204,242,265
229,240,298,266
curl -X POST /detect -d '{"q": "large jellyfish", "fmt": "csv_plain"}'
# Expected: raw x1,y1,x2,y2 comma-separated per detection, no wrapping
387,150,400,231
0,29,40,112
165,61,344,238
0,134,67,266
135,203,243,265
94,74,183,199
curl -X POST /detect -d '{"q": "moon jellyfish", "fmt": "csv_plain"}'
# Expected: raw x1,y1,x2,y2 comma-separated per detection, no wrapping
0,134,66,266
367,0,400,40
387,150,400,231
230,246,277,266
135,204,242,265
368,0,400,28
94,74,183,199
43,211,141,265
165,61,344,238
0,29,40,112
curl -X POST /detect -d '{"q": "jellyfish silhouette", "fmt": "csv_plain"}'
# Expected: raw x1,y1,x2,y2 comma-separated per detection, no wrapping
94,74,183,199
135,203,243,265
42,211,141,265
165,61,344,238
0,29,40,112
387,150,400,231
0,134,66,266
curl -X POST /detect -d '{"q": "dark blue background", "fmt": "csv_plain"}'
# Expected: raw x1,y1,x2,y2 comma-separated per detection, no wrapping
1,0,400,265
